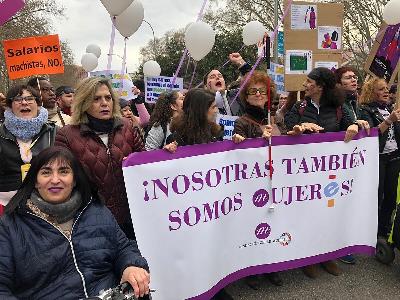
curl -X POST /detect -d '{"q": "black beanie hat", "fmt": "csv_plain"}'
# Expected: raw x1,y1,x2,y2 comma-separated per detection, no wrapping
119,98,130,109
307,67,336,90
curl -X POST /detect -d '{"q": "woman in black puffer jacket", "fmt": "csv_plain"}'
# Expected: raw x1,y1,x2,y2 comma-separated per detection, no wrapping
0,147,150,300
285,67,359,142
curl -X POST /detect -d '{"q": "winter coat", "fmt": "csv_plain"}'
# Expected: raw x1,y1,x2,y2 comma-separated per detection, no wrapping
234,105,281,138
54,118,144,225
0,123,57,192
359,103,400,153
0,200,148,300
285,98,356,133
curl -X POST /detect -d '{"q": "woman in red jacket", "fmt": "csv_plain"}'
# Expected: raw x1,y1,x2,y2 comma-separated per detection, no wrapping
55,77,144,239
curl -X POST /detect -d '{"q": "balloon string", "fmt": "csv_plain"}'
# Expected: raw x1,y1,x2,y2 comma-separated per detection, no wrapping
230,0,293,106
184,53,191,79
189,62,198,89
171,0,209,86
119,38,128,97
107,16,116,74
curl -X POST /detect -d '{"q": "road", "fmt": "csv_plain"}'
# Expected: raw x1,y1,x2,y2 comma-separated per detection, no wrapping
226,253,400,299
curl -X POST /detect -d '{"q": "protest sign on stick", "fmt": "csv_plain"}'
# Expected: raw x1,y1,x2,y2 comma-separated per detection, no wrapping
3,34,64,80
145,76,184,104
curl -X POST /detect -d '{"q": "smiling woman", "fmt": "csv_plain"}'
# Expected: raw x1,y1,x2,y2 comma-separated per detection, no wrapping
0,85,56,211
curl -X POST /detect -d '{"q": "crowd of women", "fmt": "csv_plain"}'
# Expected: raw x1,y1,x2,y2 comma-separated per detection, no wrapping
0,51,399,299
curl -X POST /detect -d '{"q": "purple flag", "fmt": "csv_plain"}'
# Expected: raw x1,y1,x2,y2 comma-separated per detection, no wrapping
0,0,25,26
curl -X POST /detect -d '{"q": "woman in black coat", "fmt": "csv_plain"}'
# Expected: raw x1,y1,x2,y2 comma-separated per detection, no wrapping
359,77,400,237
0,147,150,300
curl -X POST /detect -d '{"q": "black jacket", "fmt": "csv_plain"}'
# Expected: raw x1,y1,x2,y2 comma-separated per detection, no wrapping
0,201,149,299
285,98,356,133
0,123,57,192
359,103,400,153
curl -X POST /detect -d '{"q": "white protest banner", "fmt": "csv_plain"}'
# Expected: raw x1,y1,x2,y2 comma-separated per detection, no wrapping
123,130,379,300
90,70,136,100
268,62,285,94
216,114,239,140
145,76,184,104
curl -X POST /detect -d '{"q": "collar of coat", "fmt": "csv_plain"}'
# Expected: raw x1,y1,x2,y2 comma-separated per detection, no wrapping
79,117,124,135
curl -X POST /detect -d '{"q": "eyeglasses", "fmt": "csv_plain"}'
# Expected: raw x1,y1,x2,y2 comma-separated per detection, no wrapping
343,75,358,80
247,87,267,95
41,87,55,93
13,96,36,104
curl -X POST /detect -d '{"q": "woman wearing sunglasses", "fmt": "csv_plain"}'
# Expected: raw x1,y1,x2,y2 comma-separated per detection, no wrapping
0,85,56,213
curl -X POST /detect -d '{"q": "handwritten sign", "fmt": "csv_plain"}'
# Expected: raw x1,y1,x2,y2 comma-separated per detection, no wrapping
3,34,64,80
145,76,183,103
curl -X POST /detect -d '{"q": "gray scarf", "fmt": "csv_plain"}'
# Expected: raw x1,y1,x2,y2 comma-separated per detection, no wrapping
30,190,82,224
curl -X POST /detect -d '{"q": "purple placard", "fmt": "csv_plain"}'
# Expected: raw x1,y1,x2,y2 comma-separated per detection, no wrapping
189,245,375,300
0,0,25,26
123,129,378,168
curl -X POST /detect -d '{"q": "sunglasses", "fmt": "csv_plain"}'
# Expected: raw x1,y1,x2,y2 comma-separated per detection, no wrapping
247,87,267,95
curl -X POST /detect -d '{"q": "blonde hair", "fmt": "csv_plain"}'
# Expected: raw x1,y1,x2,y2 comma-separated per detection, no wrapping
71,77,121,125
359,77,387,105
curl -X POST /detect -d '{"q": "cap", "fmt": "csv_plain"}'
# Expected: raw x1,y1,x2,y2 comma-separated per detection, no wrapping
55,86,74,97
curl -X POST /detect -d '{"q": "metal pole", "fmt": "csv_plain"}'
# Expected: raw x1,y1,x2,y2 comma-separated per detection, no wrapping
274,0,279,63
143,20,157,59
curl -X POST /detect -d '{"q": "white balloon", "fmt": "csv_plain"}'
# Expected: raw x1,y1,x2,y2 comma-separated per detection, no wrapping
115,0,144,38
143,60,161,77
86,44,102,58
100,0,133,16
81,53,98,72
383,0,400,25
242,21,267,46
185,21,216,61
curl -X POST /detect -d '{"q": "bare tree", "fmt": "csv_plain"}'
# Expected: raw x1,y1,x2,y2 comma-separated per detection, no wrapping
0,0,74,92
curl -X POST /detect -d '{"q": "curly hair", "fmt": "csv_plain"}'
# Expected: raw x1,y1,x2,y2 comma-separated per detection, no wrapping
170,88,221,145
6,85,41,107
71,77,121,125
334,66,356,84
359,77,387,105
148,91,179,128
239,70,276,106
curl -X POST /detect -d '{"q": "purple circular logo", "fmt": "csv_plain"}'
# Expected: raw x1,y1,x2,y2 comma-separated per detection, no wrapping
255,223,272,240
252,189,269,208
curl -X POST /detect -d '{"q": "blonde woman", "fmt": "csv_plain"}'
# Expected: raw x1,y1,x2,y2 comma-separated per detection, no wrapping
359,77,400,237
55,77,144,239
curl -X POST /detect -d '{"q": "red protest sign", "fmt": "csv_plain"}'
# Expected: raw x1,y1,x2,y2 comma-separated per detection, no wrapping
2,34,64,80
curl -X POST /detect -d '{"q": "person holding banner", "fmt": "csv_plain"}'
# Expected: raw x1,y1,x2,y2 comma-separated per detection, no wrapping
233,71,280,144
27,77,71,127
0,147,150,299
359,78,400,238
145,91,184,150
0,84,56,213
203,53,251,116
166,88,222,148
285,67,360,278
55,77,145,239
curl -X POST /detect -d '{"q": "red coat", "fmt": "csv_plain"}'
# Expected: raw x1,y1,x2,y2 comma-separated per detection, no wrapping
55,118,144,225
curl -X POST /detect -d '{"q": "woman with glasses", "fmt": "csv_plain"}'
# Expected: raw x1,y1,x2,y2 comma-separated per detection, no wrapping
145,91,184,150
55,77,144,239
232,71,280,144
0,85,56,212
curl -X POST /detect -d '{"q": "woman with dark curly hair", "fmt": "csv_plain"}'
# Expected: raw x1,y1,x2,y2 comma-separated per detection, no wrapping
165,88,222,150
285,67,359,143
145,91,184,150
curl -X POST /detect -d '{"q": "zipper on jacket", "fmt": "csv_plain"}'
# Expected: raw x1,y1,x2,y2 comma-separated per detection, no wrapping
26,201,91,298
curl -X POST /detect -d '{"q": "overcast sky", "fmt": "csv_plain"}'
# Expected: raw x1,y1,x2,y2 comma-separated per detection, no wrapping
53,0,214,73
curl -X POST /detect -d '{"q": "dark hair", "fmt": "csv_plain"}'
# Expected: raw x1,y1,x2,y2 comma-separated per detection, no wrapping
133,79,145,91
6,84,41,107
149,91,179,128
26,76,48,89
308,67,345,108
203,69,223,86
334,66,356,84
5,147,97,214
56,86,74,97
170,88,220,145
